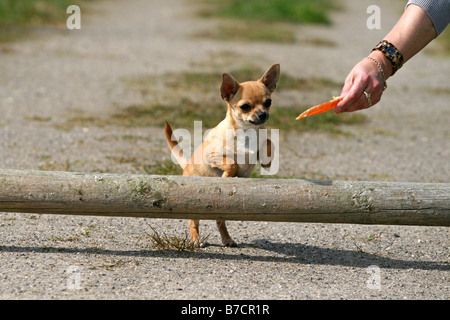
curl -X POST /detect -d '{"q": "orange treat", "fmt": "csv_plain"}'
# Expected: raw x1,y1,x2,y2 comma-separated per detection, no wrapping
296,96,344,120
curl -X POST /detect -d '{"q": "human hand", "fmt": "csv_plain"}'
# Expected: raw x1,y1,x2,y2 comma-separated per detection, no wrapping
335,54,389,114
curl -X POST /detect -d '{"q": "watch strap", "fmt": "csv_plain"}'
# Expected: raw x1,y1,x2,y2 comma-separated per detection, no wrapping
372,40,404,76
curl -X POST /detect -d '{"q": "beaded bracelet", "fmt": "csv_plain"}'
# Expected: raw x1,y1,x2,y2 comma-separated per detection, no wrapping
365,56,387,90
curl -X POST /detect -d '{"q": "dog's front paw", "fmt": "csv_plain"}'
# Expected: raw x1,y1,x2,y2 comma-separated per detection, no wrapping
191,238,206,248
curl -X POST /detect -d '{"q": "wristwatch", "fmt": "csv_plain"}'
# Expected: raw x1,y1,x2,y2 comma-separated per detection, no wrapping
372,40,404,76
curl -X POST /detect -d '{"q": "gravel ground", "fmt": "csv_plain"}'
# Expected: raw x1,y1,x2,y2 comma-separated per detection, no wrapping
0,0,448,300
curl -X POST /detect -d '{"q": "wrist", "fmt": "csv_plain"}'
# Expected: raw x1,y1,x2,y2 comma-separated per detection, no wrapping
372,40,404,76
368,50,392,80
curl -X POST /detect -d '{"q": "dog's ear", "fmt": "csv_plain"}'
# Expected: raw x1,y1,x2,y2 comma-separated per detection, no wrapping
221,73,240,101
259,63,280,92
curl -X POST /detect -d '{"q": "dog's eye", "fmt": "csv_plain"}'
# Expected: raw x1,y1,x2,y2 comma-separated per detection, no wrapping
240,104,251,112
263,99,272,108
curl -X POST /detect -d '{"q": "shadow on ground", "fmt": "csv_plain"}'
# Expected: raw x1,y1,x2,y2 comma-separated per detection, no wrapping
2,240,447,271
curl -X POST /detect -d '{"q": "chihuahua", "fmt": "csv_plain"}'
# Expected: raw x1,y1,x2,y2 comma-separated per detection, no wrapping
165,63,280,246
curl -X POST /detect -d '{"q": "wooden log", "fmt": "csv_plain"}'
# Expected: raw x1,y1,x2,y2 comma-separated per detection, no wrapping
0,169,449,226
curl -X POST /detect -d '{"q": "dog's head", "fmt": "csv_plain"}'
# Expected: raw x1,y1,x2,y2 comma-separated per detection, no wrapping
220,63,280,128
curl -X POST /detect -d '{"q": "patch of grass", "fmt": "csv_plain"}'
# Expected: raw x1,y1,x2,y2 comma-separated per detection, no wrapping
249,165,298,179
143,159,183,176
439,28,450,54
103,99,366,136
111,101,225,130
79,224,99,237
107,156,140,164
58,67,365,134
147,225,208,251
2,217,16,221
25,115,52,122
0,0,93,42
369,173,392,181
200,0,335,25
91,259,127,271
270,106,368,134
126,65,343,95
426,26,450,56
301,37,336,47
189,50,268,71
279,75,342,91
37,159,73,171
365,233,382,242
127,66,271,94
53,114,100,131
422,86,450,95
194,21,297,44
196,0,336,44
50,235,81,242
175,65,342,92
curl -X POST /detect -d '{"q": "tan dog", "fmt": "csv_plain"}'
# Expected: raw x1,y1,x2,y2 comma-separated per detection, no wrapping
165,63,280,246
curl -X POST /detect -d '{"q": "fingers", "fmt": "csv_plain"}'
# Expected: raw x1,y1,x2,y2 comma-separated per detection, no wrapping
338,89,382,113
335,59,385,114
338,85,381,113
338,74,367,111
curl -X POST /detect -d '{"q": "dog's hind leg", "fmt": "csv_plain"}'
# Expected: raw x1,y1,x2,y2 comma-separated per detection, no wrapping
216,220,237,247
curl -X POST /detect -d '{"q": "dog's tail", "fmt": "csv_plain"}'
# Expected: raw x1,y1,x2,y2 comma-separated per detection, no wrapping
164,121,187,169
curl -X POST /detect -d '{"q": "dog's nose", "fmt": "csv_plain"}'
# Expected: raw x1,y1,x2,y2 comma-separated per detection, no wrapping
257,111,268,122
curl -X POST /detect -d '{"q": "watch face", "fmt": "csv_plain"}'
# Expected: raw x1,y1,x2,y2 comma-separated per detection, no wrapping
385,45,396,56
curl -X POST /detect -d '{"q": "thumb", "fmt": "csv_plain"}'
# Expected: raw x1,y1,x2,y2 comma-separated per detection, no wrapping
335,76,354,113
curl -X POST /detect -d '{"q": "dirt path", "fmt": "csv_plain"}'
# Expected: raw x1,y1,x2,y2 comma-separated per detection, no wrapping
0,0,448,300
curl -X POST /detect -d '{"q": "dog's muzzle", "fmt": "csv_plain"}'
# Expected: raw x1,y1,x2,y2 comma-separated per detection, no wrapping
250,111,269,125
